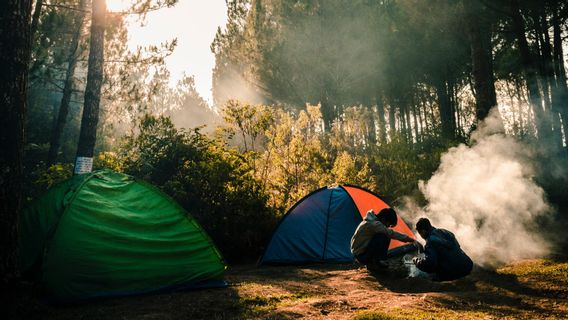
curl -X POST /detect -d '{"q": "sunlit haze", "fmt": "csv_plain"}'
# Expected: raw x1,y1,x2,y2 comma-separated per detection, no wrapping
108,0,228,105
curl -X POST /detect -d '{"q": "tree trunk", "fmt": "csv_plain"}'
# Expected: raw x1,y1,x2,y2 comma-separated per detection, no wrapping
449,79,458,136
404,102,412,143
434,79,454,139
552,6,568,148
510,0,552,142
417,99,426,137
362,96,376,145
411,96,420,143
464,0,499,123
47,0,86,165
515,78,526,134
455,97,463,136
552,7,567,91
388,102,396,139
375,93,386,144
399,103,408,142
30,0,42,39
0,0,33,281
536,10,564,149
75,0,106,174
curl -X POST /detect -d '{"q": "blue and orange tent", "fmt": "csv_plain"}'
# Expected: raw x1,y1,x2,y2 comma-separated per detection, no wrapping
259,185,416,265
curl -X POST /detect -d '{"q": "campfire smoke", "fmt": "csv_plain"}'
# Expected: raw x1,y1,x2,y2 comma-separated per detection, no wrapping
401,108,552,269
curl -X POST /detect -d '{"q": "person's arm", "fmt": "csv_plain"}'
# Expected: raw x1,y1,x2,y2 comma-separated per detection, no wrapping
370,220,413,241
384,227,414,243
413,243,438,273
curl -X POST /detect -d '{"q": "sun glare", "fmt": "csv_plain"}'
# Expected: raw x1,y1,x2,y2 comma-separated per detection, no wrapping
106,0,133,12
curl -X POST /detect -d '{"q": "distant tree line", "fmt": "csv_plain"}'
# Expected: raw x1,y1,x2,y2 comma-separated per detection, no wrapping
212,0,568,150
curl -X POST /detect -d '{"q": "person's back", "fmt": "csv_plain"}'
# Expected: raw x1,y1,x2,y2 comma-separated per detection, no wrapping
426,228,473,281
414,218,473,281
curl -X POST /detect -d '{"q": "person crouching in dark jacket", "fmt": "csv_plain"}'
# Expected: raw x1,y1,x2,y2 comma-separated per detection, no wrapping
412,218,473,281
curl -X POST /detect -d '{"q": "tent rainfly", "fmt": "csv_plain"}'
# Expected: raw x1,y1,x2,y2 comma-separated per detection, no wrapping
259,185,416,265
19,170,226,302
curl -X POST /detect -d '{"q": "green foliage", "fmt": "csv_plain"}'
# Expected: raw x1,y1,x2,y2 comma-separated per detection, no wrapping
25,163,74,200
255,105,331,210
221,102,444,210
222,99,274,153
94,151,124,172
368,134,447,202
120,114,276,262
332,151,377,190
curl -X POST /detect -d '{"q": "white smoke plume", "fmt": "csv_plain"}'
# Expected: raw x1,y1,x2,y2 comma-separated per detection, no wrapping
401,108,552,268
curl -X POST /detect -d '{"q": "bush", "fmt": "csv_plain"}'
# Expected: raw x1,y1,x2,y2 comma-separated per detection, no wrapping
24,163,74,201
120,114,277,263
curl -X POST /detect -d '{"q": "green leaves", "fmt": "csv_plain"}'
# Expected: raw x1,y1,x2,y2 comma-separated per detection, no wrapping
119,114,274,262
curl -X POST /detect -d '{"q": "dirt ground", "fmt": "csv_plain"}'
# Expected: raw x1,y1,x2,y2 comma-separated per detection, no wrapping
5,256,568,320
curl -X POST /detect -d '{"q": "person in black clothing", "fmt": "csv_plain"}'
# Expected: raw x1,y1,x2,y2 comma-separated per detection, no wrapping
412,218,473,281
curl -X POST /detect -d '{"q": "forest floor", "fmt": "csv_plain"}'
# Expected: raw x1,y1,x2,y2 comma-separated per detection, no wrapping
5,256,568,320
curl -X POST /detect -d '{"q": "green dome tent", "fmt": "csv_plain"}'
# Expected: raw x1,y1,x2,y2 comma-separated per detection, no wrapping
19,170,226,302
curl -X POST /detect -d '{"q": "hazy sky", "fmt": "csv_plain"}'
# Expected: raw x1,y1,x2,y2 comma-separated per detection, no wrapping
108,0,228,104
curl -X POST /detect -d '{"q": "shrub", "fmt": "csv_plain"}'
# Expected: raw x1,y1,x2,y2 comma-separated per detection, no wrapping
120,114,276,263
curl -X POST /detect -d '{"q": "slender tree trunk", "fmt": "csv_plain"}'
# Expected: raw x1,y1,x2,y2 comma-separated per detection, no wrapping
0,0,33,281
552,6,568,147
404,102,412,142
388,102,396,139
318,3,335,132
375,93,386,144
464,0,499,123
399,102,407,141
552,7,567,91
48,0,86,165
515,78,526,134
411,96,420,142
417,99,426,137
30,0,42,39
362,97,376,145
405,101,411,142
449,80,458,136
510,0,552,142
75,0,106,174
320,79,336,132
434,78,454,139
455,97,462,136
534,13,554,113
429,99,437,134
536,11,564,149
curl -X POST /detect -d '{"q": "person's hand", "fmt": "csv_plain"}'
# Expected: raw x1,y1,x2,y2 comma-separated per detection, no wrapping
412,257,419,265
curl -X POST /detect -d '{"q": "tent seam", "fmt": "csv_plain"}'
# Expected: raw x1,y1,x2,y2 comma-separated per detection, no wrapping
321,188,334,261
257,186,328,265
41,172,97,278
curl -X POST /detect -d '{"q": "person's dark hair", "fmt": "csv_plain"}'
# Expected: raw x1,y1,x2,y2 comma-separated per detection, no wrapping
416,217,432,231
377,208,397,227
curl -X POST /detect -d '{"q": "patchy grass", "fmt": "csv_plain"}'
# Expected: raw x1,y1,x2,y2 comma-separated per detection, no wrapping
239,291,313,317
5,259,568,319
353,307,488,320
498,259,568,279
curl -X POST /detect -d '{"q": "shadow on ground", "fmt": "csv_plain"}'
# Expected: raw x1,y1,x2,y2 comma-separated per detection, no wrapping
5,256,568,319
